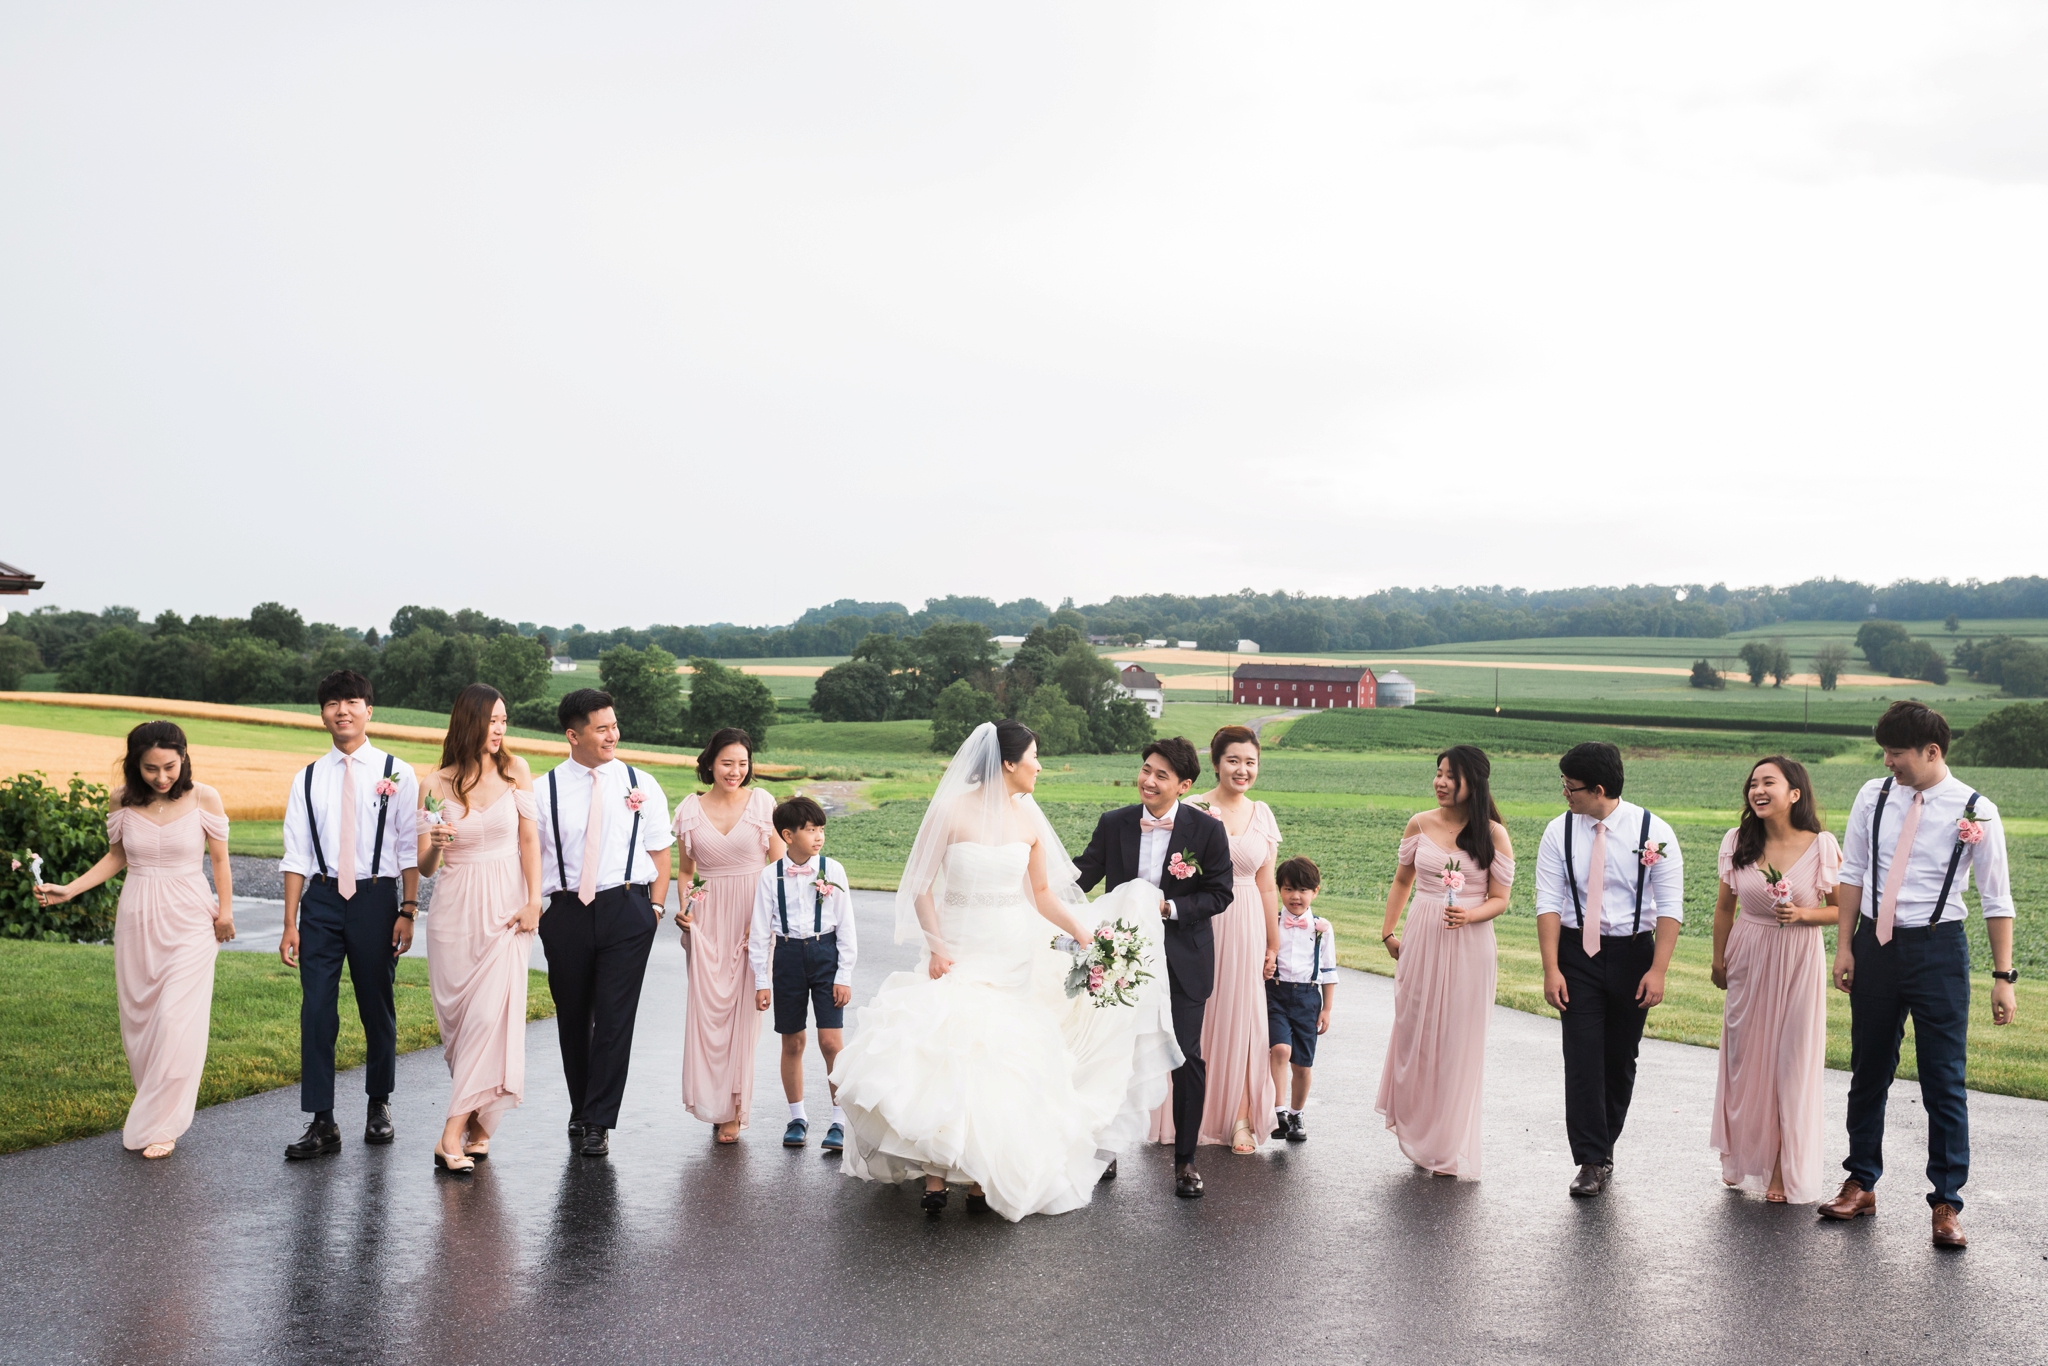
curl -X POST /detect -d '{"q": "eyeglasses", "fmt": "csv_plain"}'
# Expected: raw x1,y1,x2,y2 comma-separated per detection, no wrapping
1561,782,1591,797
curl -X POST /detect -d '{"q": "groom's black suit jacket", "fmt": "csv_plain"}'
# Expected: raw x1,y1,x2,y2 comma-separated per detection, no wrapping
1072,803,1234,1002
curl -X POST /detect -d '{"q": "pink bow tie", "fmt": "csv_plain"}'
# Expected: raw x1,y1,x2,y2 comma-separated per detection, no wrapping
1282,913,1311,931
1140,815,1174,832
788,864,816,877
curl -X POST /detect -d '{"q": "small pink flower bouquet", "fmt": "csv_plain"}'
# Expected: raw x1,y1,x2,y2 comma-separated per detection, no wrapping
1958,796,1985,844
420,793,445,827
1053,918,1154,1008
1761,863,1792,925
373,776,400,799
686,872,709,907
624,788,647,813
1166,849,1202,880
1637,840,1668,868
1441,858,1466,906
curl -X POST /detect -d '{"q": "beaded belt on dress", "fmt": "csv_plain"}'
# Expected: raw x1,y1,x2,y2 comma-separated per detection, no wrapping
942,890,1015,907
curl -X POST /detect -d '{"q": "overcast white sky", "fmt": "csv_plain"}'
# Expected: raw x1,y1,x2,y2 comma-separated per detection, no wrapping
4,1,2045,632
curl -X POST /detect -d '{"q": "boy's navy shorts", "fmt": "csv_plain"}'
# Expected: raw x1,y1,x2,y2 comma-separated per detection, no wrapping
1266,979,1323,1066
773,932,843,1034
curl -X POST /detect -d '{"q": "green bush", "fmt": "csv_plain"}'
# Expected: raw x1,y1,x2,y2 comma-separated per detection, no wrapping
1879,637,1948,685
375,627,485,711
1090,695,1156,753
56,626,145,695
1951,703,2048,768
1020,684,1089,755
684,656,778,750
812,659,893,722
929,679,1000,753
0,774,120,942
204,636,308,704
600,645,689,746
509,696,560,733
1812,642,1850,691
0,634,43,690
1857,620,1912,667
1688,659,1725,690
478,632,550,705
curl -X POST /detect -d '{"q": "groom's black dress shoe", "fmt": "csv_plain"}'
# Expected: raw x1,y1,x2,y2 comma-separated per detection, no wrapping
580,1127,610,1157
364,1102,395,1146
1175,1164,1204,1199
285,1120,342,1161
1568,1163,1612,1198
1098,1160,1117,1184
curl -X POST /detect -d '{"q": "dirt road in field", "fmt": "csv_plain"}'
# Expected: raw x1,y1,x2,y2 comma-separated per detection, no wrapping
0,723,313,819
1110,649,1891,689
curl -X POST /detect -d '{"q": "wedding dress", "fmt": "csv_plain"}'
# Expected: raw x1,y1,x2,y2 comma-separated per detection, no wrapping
831,726,1181,1221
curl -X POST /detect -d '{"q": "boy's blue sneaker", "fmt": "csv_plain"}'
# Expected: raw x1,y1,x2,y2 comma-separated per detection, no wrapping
821,1122,845,1153
783,1119,809,1148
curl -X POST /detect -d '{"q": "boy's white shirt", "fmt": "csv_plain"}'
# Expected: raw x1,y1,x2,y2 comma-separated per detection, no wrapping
749,854,857,989
1274,913,1338,985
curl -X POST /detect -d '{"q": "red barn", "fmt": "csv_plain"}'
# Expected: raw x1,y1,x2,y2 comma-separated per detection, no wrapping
1232,663,1377,709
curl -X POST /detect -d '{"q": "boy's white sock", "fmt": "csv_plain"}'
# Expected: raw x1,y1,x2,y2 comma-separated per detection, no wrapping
830,1105,847,1125
789,1101,807,1122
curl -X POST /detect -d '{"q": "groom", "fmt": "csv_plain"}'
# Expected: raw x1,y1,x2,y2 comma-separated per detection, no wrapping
1074,736,1234,1198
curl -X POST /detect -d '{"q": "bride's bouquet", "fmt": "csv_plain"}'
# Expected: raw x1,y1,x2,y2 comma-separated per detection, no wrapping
1052,920,1155,1009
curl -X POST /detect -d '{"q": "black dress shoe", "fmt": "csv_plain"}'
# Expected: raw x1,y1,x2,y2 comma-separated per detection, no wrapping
1285,1113,1307,1143
1175,1164,1204,1199
567,1117,587,1138
1568,1163,1612,1198
285,1120,342,1161
1271,1115,1291,1141
581,1127,610,1157
364,1102,395,1146
1098,1159,1118,1184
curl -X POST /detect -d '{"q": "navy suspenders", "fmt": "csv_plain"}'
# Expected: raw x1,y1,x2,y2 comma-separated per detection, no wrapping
775,858,828,936
1563,808,1655,936
302,753,394,886
1309,925,1324,986
1867,776,1980,929
548,764,644,896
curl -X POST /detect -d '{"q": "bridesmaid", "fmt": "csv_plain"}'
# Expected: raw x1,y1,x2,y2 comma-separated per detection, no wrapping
1172,724,1281,1155
673,727,784,1143
1376,744,1513,1178
36,722,235,1158
415,685,543,1174
1709,755,1838,1204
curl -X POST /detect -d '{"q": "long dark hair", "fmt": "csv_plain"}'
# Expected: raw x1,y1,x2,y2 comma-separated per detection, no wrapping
440,683,513,807
121,721,194,807
1438,744,1504,871
1730,756,1824,869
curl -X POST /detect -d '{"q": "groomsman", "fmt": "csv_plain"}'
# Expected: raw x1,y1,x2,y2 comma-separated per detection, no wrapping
534,688,674,1157
1819,702,2018,1249
278,670,420,1159
1534,742,1684,1198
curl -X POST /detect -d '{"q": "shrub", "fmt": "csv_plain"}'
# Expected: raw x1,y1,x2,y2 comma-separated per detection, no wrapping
375,628,486,712
1951,703,2048,768
509,696,560,732
57,626,145,695
1812,642,1851,691
1019,683,1089,755
1737,643,1772,688
600,645,688,746
1090,695,1156,753
0,773,120,942
812,659,893,723
1856,620,1912,667
478,632,550,705
1879,638,1948,685
929,679,1001,753
0,633,43,690
1688,659,1725,690
205,636,307,704
685,656,778,750
1956,635,2048,697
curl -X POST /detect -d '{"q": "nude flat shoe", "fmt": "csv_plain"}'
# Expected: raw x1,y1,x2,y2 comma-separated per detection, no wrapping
141,1141,175,1160
434,1148,476,1175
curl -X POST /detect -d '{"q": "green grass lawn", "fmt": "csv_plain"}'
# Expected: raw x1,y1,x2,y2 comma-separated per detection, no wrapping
1279,707,1856,760
0,942,555,1153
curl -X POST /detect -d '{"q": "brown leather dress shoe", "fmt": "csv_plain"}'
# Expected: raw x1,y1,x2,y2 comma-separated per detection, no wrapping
1817,1178,1875,1220
1931,1204,1968,1249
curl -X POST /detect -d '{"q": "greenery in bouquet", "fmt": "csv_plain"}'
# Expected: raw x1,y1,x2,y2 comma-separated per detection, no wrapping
1054,918,1155,1009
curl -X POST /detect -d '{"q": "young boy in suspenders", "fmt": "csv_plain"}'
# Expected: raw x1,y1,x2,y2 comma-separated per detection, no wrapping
278,670,420,1159
749,797,857,1152
1266,857,1338,1143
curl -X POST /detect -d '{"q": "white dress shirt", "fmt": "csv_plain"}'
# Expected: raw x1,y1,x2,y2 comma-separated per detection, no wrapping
1137,801,1182,919
749,855,858,989
1838,774,2013,927
1535,801,1685,934
280,743,419,879
533,759,676,897
1274,914,1338,986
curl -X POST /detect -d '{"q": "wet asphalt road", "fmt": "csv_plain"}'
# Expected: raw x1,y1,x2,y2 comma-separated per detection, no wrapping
2,890,2044,1365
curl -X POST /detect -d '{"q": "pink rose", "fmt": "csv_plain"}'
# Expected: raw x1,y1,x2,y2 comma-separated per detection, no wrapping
1441,869,1466,892
1096,925,1114,941
1958,819,1985,845
373,777,399,798
688,885,708,905
1639,845,1664,867
1766,879,1792,903
625,789,647,812
8,859,17,872
1088,965,1105,991
1168,855,1193,880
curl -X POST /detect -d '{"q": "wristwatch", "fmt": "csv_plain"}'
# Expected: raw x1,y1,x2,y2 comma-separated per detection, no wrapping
1992,969,2019,983
397,900,418,921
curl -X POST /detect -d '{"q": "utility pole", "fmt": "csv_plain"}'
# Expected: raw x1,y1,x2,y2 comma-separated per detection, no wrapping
1494,669,1500,715
1804,684,1810,733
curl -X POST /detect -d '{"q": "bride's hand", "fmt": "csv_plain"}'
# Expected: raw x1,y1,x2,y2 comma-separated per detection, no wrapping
927,953,954,980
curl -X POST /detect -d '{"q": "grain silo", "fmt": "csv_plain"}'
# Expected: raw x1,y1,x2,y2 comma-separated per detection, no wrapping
1376,670,1416,708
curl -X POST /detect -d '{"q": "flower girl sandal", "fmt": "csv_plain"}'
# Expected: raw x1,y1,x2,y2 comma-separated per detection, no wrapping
1232,1120,1258,1155
141,1141,176,1160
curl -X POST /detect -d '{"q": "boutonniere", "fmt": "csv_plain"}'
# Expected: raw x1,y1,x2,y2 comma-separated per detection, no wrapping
814,872,844,904
373,775,400,802
1636,840,1668,867
1957,796,1986,845
1167,849,1202,880
421,793,445,827
624,788,648,814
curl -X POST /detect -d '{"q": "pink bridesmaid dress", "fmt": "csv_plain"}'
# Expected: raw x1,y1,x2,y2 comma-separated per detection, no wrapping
1152,800,1281,1149
1709,828,1838,1203
107,805,228,1150
674,787,775,1128
425,788,536,1134
1375,832,1513,1177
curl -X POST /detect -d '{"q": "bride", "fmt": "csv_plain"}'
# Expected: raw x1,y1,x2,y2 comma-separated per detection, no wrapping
831,720,1181,1221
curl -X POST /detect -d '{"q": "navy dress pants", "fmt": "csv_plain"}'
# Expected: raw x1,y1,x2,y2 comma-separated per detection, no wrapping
538,884,658,1130
297,877,400,1114
1845,917,1972,1210
1557,930,1656,1168
1169,984,1208,1166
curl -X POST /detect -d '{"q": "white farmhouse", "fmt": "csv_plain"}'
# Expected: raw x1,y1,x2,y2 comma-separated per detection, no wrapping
1112,663,1165,718
1141,638,1168,649
1236,639,1260,653
550,655,578,673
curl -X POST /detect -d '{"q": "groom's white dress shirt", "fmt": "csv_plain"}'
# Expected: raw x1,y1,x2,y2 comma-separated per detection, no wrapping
1838,774,2012,928
534,758,675,897
1534,801,1684,935
280,743,419,879
1136,800,1182,920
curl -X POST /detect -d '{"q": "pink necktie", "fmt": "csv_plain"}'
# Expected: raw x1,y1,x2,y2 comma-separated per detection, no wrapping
1876,789,1923,946
1140,815,1174,832
1582,818,1606,958
337,756,358,899
577,770,604,905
